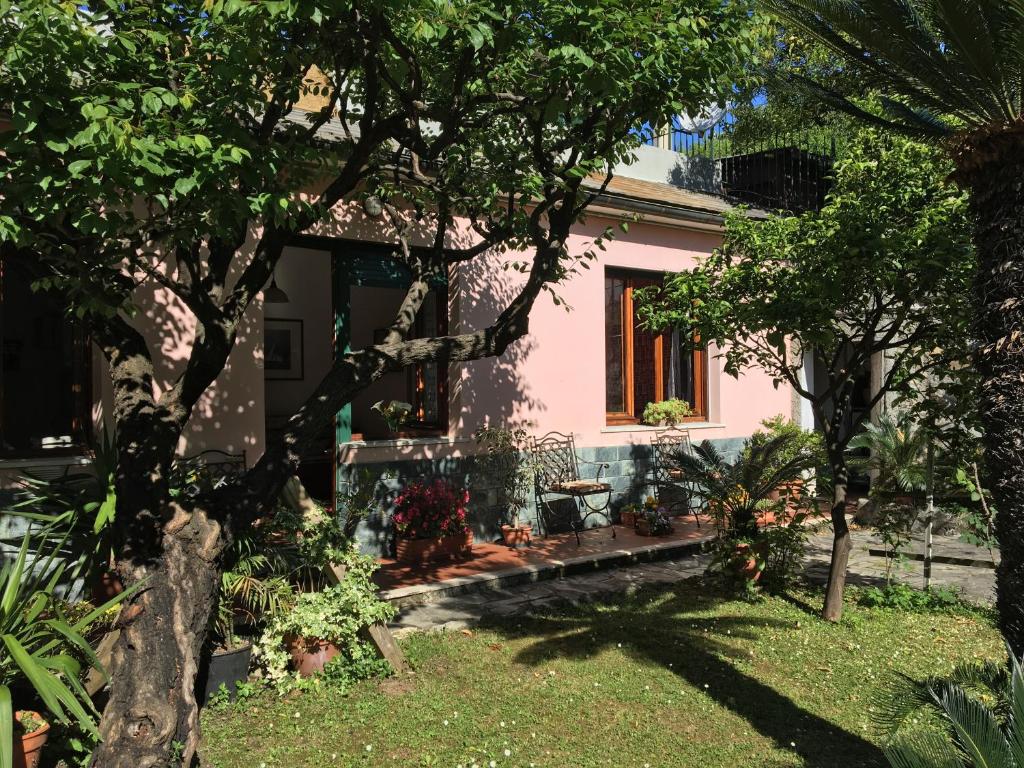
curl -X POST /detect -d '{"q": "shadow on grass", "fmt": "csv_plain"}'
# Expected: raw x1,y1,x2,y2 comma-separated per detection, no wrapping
480,580,884,768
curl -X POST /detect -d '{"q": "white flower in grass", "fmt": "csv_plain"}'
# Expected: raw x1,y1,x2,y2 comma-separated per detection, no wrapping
365,744,373,752
443,719,450,726
500,721,506,728
504,749,511,757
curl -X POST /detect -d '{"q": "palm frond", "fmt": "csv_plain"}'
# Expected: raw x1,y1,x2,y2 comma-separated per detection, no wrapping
933,681,1015,767
764,0,1024,134
1008,650,1024,765
884,727,964,768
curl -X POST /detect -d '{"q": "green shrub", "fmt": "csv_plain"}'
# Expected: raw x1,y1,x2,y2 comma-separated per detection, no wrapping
856,584,966,612
254,548,395,692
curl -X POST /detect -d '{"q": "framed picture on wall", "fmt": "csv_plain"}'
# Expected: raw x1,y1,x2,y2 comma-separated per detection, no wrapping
264,318,304,380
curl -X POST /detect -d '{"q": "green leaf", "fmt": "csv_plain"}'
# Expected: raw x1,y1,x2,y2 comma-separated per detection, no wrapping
0,684,11,768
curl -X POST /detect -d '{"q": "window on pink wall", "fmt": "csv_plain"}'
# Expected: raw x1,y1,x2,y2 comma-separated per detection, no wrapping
604,270,707,426
0,256,92,457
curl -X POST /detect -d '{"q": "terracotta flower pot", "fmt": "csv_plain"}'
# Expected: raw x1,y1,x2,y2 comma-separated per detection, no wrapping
90,569,124,605
619,509,638,528
285,635,341,678
636,518,673,537
500,524,533,549
731,543,762,582
13,711,50,768
395,531,473,564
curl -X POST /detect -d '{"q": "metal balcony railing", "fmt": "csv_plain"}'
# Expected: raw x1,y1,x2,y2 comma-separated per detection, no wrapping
642,116,839,213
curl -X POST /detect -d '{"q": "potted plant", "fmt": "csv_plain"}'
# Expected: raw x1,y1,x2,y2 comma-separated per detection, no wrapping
391,479,473,563
13,710,49,768
371,399,413,433
473,425,533,548
636,505,674,536
255,550,395,681
619,503,640,529
670,434,818,591
746,416,824,504
0,532,132,768
197,526,295,705
641,398,693,427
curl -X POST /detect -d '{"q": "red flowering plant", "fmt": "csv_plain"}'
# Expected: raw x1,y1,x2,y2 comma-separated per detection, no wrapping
391,479,470,540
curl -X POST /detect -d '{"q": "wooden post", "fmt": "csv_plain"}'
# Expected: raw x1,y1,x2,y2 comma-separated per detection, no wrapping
924,442,935,590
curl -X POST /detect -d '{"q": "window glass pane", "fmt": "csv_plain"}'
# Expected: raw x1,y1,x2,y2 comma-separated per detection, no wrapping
414,291,440,425
663,328,696,408
604,277,625,412
1,259,86,454
632,317,657,417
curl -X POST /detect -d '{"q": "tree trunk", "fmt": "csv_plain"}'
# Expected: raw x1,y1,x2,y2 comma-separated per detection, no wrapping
821,453,851,621
955,125,1024,658
91,502,225,767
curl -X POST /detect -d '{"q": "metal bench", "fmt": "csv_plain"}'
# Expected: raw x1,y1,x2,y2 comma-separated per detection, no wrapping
529,431,614,545
171,449,247,497
651,428,700,526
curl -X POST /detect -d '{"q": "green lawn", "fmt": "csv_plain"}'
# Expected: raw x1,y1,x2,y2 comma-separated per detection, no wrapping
202,580,1002,768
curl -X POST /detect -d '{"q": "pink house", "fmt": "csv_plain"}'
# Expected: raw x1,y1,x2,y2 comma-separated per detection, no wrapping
0,137,806,554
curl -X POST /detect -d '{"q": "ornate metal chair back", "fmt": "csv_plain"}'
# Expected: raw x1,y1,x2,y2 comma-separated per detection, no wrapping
528,431,581,491
652,428,692,482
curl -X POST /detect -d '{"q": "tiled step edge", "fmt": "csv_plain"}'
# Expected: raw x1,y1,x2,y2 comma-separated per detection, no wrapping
379,535,712,609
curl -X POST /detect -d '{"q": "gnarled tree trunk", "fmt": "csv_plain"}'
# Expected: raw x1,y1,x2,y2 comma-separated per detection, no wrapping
955,124,1024,658
90,502,225,768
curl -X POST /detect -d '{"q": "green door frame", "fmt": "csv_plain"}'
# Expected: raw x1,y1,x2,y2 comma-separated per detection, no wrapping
290,235,447,503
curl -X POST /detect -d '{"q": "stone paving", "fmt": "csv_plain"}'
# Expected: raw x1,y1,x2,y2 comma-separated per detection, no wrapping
802,527,997,605
388,525,997,635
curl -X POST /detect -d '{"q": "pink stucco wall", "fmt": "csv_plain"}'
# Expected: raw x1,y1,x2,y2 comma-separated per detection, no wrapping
90,205,794,469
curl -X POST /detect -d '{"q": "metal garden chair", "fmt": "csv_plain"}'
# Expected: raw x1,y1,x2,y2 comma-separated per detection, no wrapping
528,431,614,545
651,428,700,526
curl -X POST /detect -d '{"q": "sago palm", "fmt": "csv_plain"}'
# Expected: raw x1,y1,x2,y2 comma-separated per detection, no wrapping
762,0,1024,657
848,413,929,500
878,649,1024,768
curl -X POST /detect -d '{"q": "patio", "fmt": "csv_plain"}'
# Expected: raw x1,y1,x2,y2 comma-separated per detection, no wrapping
374,515,714,605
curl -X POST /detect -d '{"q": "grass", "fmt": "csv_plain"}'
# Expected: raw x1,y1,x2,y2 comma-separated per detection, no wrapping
201,580,1002,768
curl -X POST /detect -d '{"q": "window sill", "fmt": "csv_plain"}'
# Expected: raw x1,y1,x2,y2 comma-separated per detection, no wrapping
0,454,92,470
600,422,724,434
339,435,469,449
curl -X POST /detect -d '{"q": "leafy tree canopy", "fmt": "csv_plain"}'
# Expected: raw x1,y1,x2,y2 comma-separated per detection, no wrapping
638,130,974,445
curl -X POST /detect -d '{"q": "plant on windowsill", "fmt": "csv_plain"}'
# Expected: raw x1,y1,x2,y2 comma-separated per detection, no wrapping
391,479,473,563
371,400,413,433
473,425,533,548
641,398,693,427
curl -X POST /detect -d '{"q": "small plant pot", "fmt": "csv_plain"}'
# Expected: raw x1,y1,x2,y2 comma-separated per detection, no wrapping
13,711,50,768
395,532,474,564
636,519,673,537
197,642,253,706
731,543,762,583
90,569,124,605
285,635,341,678
500,524,533,549
619,509,638,528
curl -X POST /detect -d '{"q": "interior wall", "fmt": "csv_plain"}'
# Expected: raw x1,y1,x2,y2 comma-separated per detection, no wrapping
263,246,335,455
349,285,411,440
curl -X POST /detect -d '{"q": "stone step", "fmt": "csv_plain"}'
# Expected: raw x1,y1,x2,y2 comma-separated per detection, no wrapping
379,535,711,609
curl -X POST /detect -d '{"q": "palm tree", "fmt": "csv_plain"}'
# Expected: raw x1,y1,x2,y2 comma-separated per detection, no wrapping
877,648,1024,768
763,0,1024,656
848,413,929,501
